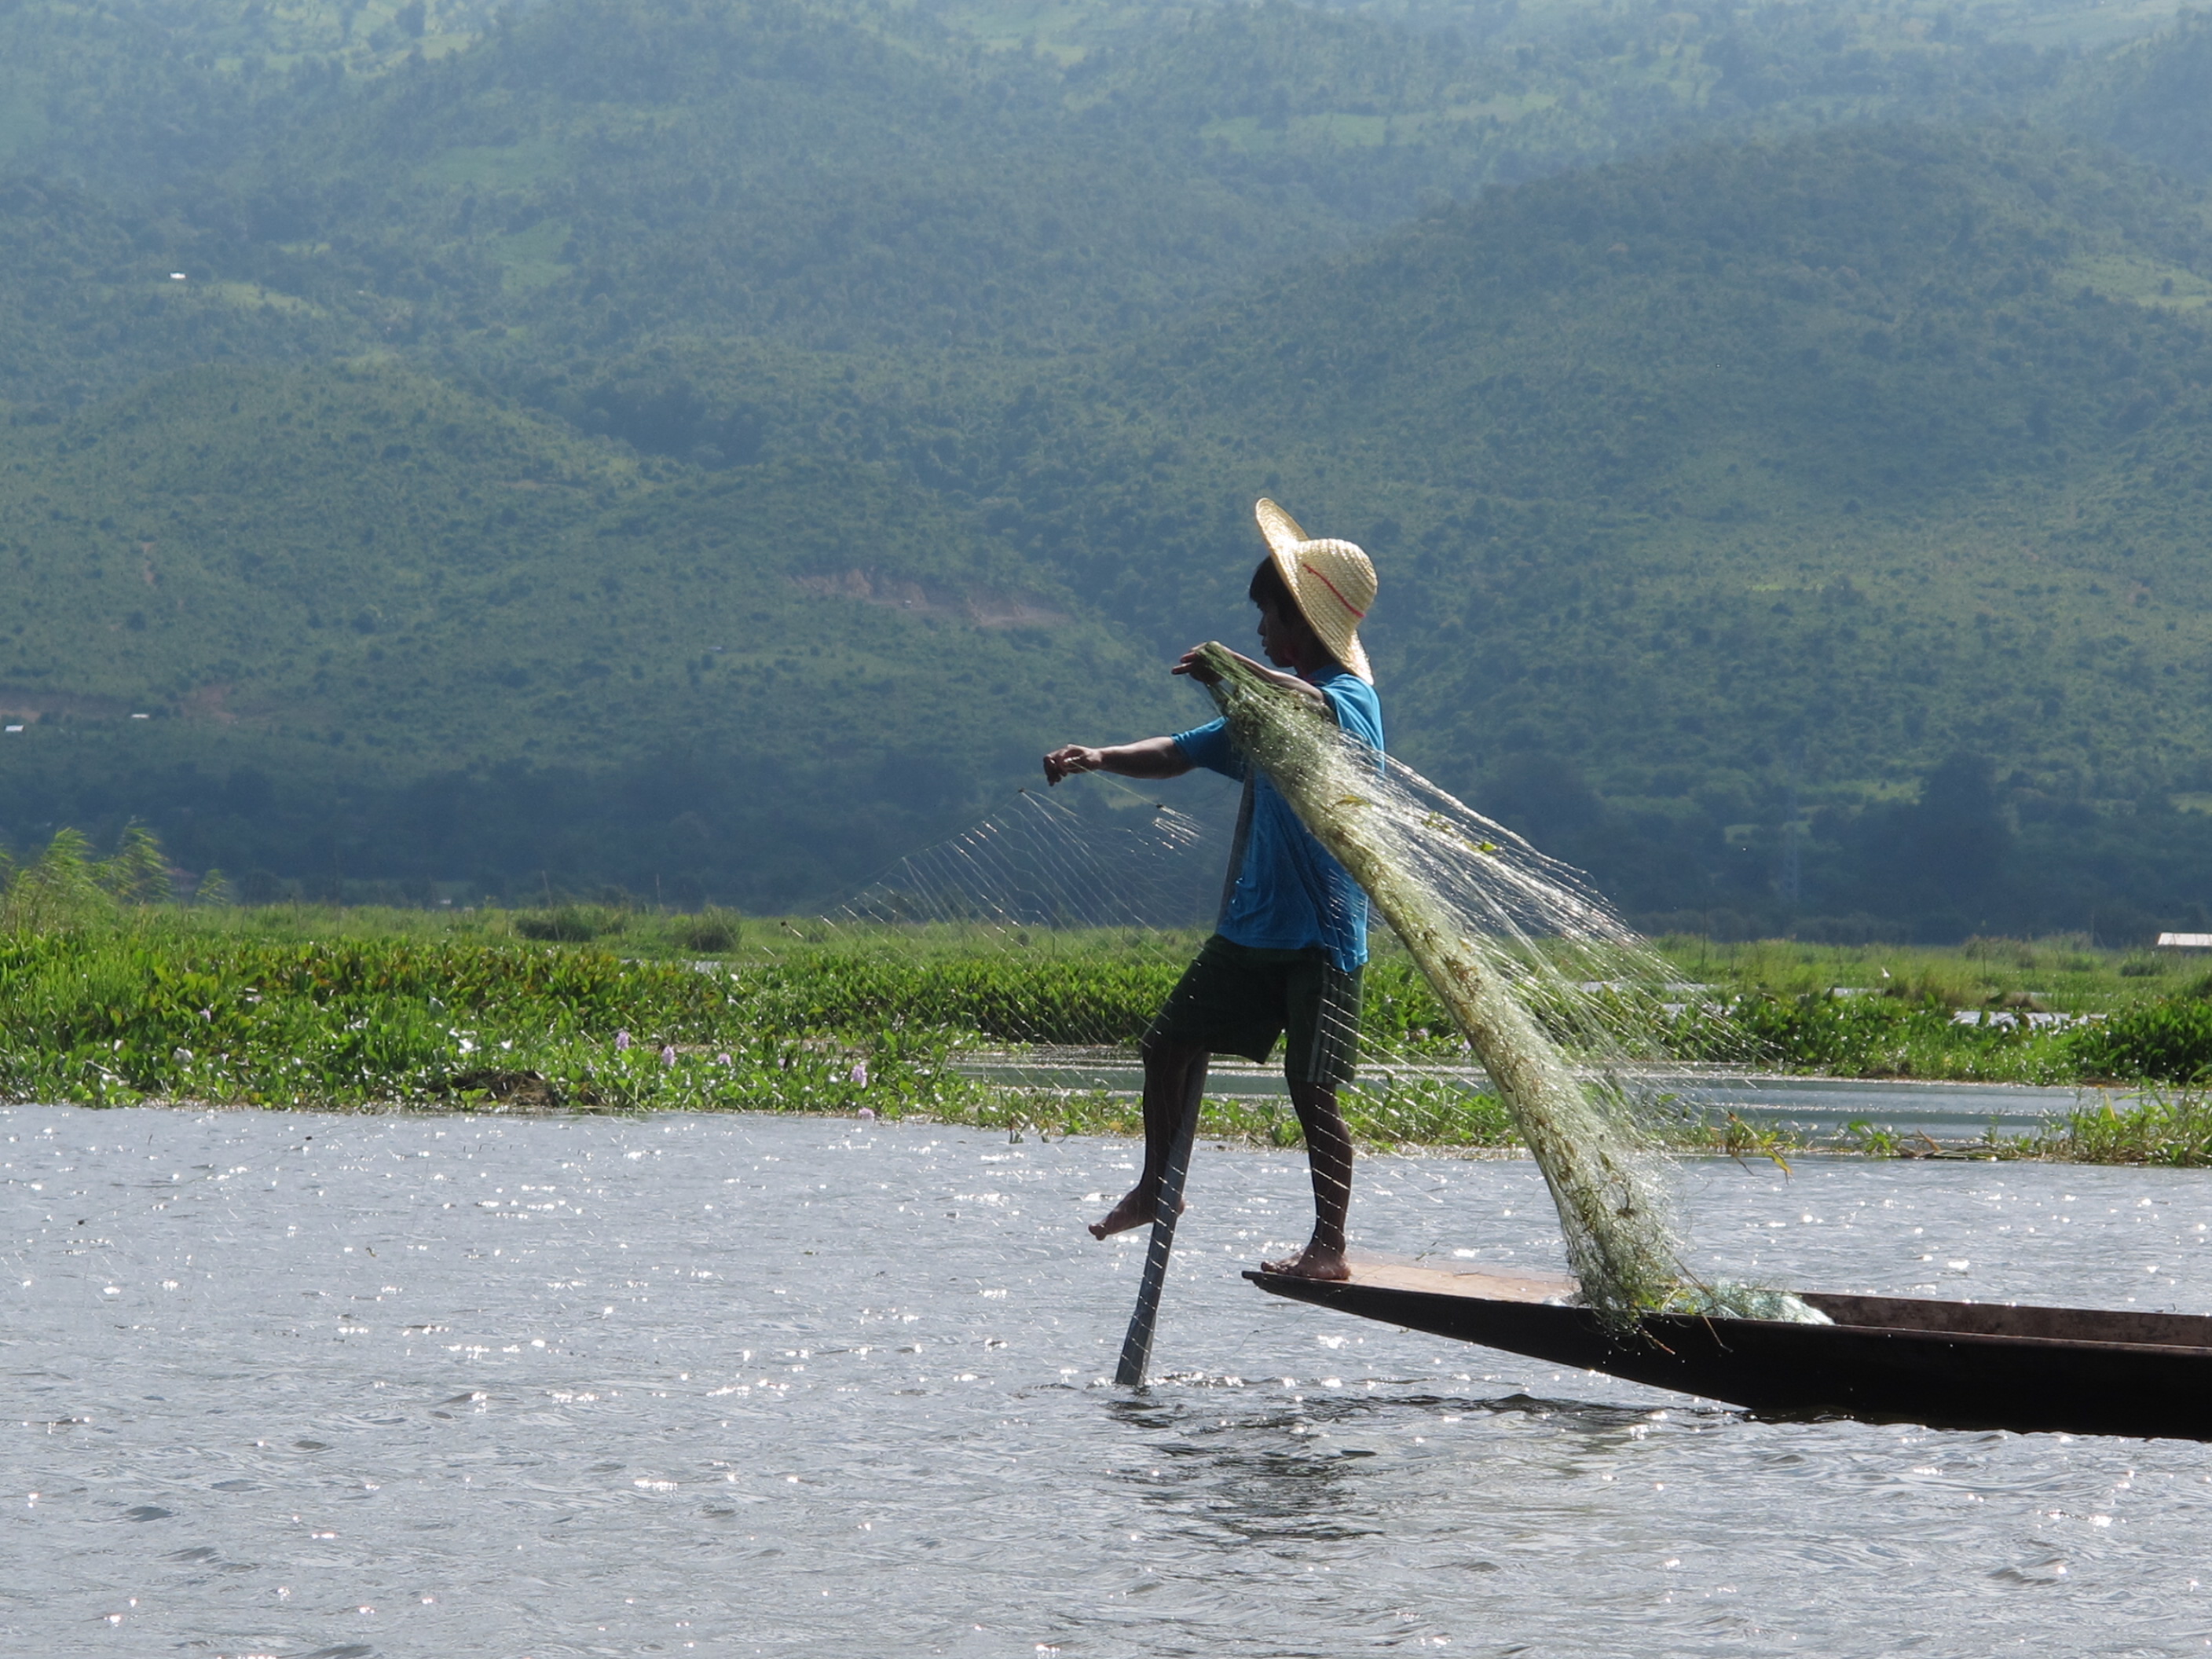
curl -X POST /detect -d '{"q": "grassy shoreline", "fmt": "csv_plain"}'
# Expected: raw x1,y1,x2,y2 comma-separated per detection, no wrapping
9,905,2212,1163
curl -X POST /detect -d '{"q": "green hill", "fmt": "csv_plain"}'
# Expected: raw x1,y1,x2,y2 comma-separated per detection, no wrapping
0,178,354,416
961,125,2212,936
0,0,2081,385
11,0,2212,938
1038,124,2212,678
0,359,1185,905
2060,10,2212,177
233,0,1353,357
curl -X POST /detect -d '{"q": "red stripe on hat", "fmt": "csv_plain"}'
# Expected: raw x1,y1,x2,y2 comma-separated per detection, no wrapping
1299,560,1368,621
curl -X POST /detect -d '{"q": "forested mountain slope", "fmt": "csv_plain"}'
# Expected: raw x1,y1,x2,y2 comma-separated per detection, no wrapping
0,361,1183,903
2059,10,2212,177
0,180,356,417
231,0,1353,356
7,0,2212,937
1027,125,2212,743
895,126,2212,937
0,0,2091,384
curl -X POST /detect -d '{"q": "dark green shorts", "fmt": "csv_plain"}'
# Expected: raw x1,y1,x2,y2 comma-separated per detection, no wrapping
1144,934,1364,1089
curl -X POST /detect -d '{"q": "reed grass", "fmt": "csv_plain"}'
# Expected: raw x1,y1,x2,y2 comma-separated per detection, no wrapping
1668,992,2082,1082
0,928,962,1114
12,812,2212,1163
1653,933,2192,1012
8,922,2212,1108
2030,1090,2212,1166
0,923,1520,1144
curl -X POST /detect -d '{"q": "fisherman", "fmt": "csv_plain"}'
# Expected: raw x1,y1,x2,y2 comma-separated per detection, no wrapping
1042,500,1382,1282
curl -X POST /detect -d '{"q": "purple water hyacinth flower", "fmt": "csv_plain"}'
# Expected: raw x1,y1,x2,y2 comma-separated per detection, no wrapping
849,1060,869,1086
614,1029,632,1051
857,1106,876,1122
661,1044,676,1066
716,1053,732,1067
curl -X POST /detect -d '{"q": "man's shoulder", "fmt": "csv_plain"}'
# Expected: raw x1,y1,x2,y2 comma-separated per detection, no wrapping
1314,668,1383,733
1318,667,1379,702
1309,668,1380,716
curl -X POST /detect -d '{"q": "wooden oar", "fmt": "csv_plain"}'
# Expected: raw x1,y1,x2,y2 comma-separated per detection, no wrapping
1113,1057,1208,1386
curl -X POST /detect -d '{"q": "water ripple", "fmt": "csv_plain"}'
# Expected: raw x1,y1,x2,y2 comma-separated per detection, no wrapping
7,1105,2212,1655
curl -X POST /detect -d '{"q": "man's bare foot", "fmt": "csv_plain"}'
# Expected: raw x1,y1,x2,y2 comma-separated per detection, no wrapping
1262,1243,1351,1281
1088,1190,1185,1240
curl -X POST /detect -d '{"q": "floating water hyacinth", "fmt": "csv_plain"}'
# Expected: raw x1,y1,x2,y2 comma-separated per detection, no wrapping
1193,642,1822,1327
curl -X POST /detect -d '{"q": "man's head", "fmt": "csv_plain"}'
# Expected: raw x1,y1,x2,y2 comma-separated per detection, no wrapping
1250,498,1378,683
1249,558,1334,675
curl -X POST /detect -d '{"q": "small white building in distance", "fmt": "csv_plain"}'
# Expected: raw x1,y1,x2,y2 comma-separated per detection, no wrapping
2157,932,2212,949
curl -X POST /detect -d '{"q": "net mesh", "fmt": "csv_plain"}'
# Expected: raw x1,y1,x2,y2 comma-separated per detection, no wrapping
804,661,1825,1327
818,771,1517,1161
1192,644,1683,1320
840,783,1217,937
1192,643,1828,1325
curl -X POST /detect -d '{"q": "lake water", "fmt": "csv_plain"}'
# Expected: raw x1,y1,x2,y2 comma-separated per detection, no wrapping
7,1102,2212,1657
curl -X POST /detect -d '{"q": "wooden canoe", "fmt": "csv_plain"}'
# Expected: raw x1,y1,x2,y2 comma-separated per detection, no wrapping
1247,1257,2212,1441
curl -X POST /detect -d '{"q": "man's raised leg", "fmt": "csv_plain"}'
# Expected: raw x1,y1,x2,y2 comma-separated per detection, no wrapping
1090,1038,1209,1240
1262,1080,1353,1280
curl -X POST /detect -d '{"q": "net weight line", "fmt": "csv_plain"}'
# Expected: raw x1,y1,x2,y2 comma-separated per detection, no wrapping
1113,1056,1208,1386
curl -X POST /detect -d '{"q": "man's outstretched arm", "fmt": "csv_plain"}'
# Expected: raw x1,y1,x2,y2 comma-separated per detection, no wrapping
1042,735,1193,786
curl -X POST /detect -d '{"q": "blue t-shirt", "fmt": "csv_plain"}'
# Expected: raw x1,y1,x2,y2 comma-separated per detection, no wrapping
1172,666,1385,972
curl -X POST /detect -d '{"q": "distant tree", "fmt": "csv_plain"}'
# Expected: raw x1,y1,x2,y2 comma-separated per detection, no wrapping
1833,752,2015,939
1909,753,2012,902
1481,753,1604,844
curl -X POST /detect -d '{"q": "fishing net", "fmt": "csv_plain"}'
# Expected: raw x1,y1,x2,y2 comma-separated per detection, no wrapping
1189,645,1683,1319
811,768,1518,1166
1191,643,1827,1326
800,657,1826,1328
838,781,1219,937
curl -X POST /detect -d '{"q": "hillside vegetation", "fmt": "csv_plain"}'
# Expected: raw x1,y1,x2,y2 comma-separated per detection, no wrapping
21,903,2212,1164
981,126,2212,936
0,358,1180,903
7,0,2212,936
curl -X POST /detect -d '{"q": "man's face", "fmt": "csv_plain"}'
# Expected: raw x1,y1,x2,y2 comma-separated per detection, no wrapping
1255,594,1309,669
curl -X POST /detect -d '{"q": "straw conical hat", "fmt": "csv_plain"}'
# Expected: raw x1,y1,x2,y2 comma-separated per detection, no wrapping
1255,498,1375,683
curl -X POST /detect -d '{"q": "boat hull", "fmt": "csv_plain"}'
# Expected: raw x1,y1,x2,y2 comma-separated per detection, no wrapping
1247,1265,2212,1441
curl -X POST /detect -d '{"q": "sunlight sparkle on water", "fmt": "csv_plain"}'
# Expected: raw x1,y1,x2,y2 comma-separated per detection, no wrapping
5,1105,2212,1655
